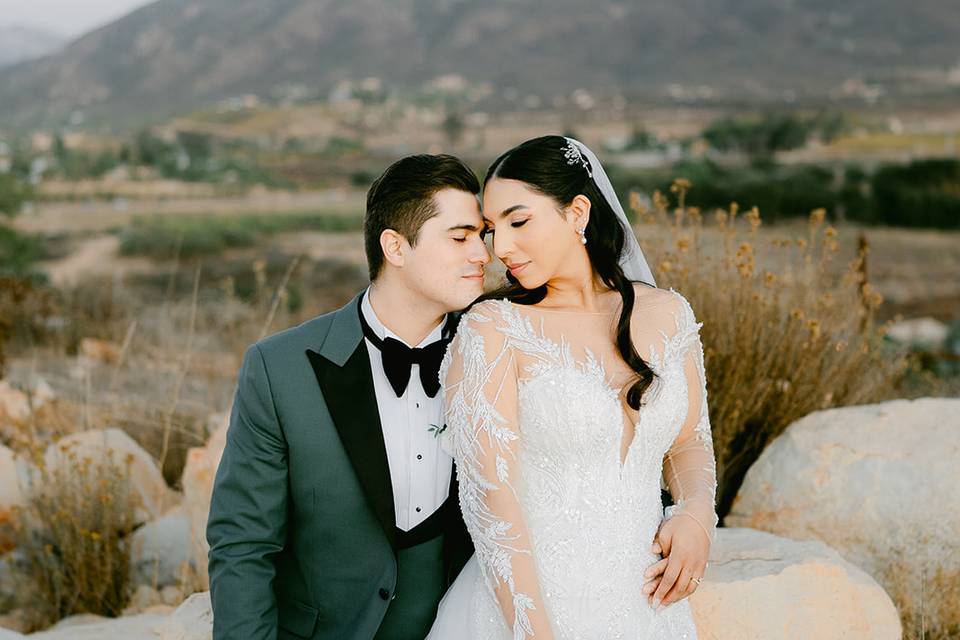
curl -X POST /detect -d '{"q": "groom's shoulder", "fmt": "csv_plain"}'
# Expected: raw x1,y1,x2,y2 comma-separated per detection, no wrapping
253,294,357,357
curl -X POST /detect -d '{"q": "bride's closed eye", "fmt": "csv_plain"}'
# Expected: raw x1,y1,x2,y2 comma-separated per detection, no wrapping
482,218,527,239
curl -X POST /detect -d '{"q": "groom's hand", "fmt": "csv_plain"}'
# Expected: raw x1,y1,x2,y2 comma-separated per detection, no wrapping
641,515,710,611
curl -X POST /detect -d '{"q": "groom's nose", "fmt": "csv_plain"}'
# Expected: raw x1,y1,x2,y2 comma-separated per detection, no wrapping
468,237,490,265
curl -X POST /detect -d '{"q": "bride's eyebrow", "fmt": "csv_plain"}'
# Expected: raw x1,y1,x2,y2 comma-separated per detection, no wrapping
497,205,528,218
483,204,529,226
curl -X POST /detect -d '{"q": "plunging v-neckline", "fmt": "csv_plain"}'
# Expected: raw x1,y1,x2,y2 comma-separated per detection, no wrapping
499,295,689,476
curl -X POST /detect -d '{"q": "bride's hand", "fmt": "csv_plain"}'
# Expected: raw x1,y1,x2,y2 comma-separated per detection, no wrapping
641,514,710,610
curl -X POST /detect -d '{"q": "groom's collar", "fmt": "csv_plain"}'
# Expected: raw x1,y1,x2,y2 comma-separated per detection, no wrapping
316,289,462,368
315,291,365,367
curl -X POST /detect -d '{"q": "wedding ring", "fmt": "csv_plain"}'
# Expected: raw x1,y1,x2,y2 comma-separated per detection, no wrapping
691,577,702,585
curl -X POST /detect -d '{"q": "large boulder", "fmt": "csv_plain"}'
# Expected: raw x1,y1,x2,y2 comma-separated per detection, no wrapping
157,591,213,640
182,414,228,591
130,505,193,589
0,383,29,423
25,612,167,639
42,428,179,525
725,398,959,637
689,528,901,639
885,317,948,351
136,527,900,640
0,379,56,424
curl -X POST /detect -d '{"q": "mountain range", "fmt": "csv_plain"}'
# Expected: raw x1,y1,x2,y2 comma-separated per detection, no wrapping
0,25,66,69
1,0,958,129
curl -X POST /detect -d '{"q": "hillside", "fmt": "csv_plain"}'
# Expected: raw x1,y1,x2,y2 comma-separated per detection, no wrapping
1,0,958,128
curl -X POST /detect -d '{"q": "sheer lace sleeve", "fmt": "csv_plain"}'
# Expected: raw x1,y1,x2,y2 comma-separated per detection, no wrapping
661,293,719,544
440,303,555,640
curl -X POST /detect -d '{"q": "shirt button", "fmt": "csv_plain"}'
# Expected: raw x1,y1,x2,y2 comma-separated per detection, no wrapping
417,454,422,460
416,507,421,512
379,588,390,600
416,403,420,408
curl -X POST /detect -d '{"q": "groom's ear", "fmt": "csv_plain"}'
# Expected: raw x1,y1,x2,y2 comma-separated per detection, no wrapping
380,228,407,269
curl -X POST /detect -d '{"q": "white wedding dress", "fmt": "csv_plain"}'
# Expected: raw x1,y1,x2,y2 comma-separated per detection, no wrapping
427,286,718,640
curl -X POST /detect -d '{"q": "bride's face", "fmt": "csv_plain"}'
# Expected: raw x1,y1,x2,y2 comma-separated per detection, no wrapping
482,177,588,289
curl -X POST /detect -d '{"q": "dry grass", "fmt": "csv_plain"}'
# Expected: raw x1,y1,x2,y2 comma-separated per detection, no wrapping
632,181,915,517
10,440,139,631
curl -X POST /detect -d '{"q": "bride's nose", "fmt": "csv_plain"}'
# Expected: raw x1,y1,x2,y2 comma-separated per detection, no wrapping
493,233,514,262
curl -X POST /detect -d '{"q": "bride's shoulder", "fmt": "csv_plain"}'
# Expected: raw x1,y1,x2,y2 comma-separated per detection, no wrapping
453,298,514,336
463,297,513,320
631,284,697,323
632,283,681,307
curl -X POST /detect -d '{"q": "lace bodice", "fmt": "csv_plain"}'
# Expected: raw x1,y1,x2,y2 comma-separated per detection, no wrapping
438,286,717,639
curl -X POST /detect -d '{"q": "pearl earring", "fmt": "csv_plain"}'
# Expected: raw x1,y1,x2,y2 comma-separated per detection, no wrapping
578,227,587,245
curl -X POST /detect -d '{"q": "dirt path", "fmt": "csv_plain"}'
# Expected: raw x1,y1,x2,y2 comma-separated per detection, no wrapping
13,189,366,234
39,235,156,287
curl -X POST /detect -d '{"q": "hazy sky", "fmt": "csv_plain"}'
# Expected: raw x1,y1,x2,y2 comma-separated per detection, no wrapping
0,0,155,37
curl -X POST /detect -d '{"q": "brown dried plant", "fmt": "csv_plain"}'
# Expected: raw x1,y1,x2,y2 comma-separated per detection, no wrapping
10,439,139,630
632,180,912,517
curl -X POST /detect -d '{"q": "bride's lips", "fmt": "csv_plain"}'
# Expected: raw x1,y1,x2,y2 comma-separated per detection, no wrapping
506,261,530,276
462,272,484,281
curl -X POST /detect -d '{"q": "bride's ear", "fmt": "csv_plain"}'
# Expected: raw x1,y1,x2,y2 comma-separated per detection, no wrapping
569,194,591,234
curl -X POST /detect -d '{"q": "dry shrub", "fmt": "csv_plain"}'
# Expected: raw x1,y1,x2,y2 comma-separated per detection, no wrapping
0,277,59,376
632,180,913,518
10,439,139,631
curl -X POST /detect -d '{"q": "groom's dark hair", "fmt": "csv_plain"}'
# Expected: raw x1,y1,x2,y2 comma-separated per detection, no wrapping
364,154,480,280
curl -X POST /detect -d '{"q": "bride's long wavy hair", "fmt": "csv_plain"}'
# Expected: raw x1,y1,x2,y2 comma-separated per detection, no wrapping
478,135,657,409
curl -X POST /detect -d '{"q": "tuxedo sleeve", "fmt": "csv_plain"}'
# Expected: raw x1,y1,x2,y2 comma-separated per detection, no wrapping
207,343,288,640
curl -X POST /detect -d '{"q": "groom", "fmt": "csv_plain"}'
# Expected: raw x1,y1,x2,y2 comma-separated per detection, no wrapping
207,154,489,639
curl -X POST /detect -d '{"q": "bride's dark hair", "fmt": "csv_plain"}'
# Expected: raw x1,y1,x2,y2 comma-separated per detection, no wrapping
479,135,657,409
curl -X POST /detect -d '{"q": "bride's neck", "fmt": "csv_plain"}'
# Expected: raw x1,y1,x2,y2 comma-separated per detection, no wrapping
541,268,615,312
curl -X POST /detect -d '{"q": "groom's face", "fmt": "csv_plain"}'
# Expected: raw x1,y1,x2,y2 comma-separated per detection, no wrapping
401,188,489,312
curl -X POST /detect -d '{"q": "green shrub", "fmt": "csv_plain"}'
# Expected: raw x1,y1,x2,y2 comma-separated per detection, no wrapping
119,211,363,259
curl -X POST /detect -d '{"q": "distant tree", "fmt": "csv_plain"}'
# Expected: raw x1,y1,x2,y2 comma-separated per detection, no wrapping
625,126,661,151
177,131,213,163
872,159,960,229
814,111,850,144
0,174,31,219
703,113,815,160
441,111,466,147
132,128,175,167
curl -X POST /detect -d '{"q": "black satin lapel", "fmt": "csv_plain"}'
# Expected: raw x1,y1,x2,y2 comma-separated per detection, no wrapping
306,344,397,550
443,459,473,586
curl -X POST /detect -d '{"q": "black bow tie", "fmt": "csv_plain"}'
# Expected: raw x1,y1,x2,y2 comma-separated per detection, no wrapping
358,297,452,398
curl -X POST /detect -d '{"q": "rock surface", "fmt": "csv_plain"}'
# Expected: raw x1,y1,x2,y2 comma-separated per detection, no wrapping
181,414,228,591
726,398,959,637
689,527,902,639
42,428,179,524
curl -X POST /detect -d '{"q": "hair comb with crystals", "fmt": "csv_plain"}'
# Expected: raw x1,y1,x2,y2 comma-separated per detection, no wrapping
562,138,593,178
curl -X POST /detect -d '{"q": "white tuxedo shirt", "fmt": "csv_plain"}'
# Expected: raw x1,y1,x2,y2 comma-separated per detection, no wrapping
360,289,454,531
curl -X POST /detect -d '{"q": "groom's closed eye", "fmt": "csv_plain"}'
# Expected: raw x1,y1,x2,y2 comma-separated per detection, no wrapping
448,223,482,243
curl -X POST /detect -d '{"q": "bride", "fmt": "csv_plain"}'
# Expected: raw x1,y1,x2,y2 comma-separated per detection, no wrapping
427,136,718,639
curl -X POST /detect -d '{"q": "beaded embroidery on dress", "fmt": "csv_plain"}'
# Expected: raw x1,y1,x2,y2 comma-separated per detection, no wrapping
427,287,718,640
